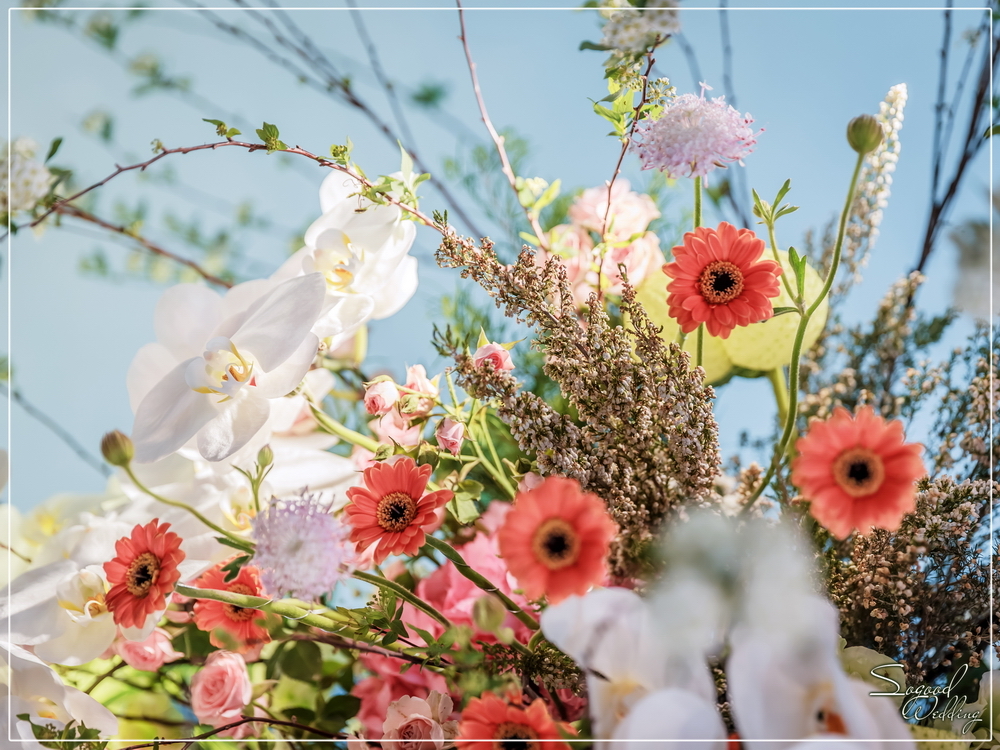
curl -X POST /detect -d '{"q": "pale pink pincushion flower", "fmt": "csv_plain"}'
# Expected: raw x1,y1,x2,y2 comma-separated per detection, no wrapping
383,691,459,750
113,628,184,672
568,179,660,240
364,380,400,416
633,88,760,179
473,343,514,372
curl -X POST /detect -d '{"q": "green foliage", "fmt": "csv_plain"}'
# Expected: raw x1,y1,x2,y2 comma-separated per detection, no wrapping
329,136,354,166
411,81,448,108
131,54,191,96
751,179,800,225
255,122,288,153
82,110,114,143
202,118,240,140
447,479,484,523
17,715,106,749
83,13,118,50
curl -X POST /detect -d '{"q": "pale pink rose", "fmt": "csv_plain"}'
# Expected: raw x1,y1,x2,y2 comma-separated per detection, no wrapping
403,365,439,417
435,419,465,456
516,472,544,494
402,530,535,644
113,628,184,672
371,410,422,448
383,691,459,750
537,224,596,308
352,653,450,739
364,380,400,416
352,445,377,471
568,179,660,240
472,343,514,372
600,232,666,294
190,650,252,728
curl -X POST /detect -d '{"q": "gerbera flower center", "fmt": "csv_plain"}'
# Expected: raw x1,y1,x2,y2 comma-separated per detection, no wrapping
376,491,418,532
698,260,745,305
223,583,258,622
531,518,581,570
831,447,886,497
493,721,540,750
125,552,161,598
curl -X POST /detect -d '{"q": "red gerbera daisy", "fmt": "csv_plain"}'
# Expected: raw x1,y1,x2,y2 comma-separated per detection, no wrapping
497,476,617,604
663,221,783,339
104,519,185,629
457,692,571,750
791,406,926,539
192,560,271,654
345,457,453,565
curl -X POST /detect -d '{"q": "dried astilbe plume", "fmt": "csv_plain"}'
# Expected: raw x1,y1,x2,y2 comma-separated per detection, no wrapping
435,233,720,578
828,475,997,681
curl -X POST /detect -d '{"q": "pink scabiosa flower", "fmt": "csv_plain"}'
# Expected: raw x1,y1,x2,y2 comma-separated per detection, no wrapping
633,86,760,179
473,342,514,372
663,222,783,339
251,493,356,600
435,418,465,456
364,380,400,416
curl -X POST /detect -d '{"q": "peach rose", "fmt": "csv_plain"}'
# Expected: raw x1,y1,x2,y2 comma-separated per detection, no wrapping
190,651,252,728
113,628,183,672
383,691,459,750
472,343,514,372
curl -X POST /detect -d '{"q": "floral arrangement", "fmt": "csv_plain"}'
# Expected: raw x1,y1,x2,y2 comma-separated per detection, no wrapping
1,3,997,749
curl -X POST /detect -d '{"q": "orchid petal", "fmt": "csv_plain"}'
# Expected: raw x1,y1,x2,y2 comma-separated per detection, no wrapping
131,359,218,464
254,333,319,398
126,342,178,412
153,284,223,360
196,392,271,462
369,255,418,320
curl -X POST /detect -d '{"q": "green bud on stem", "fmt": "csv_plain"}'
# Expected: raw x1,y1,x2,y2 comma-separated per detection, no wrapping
100,430,134,467
846,114,884,155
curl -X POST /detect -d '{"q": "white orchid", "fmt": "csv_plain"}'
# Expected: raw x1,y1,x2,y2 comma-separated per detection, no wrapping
128,272,326,463
271,172,418,346
0,641,118,740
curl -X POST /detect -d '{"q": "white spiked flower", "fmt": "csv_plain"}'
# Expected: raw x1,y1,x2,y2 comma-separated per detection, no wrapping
251,493,355,601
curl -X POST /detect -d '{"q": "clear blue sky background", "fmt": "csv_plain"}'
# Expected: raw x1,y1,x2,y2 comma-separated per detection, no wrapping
2,0,993,510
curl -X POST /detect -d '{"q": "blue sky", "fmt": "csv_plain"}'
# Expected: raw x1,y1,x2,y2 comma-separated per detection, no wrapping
3,1,993,509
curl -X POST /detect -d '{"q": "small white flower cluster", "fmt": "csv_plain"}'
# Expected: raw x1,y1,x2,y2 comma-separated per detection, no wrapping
599,0,680,55
633,88,759,179
857,83,908,243
251,493,356,601
1,137,55,214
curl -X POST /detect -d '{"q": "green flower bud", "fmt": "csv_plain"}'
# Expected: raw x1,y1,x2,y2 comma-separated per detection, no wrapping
847,114,884,154
472,594,506,634
398,394,420,415
416,441,440,470
100,430,134,467
256,444,274,469
373,443,395,462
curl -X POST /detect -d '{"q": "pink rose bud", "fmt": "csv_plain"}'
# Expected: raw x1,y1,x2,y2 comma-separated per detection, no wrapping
517,472,543,493
190,650,252,728
472,343,514,372
364,381,400,416
403,365,439,417
113,628,184,672
435,419,465,456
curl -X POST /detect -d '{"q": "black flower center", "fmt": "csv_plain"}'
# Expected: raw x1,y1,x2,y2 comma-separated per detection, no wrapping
832,447,886,498
532,518,581,571
494,722,539,750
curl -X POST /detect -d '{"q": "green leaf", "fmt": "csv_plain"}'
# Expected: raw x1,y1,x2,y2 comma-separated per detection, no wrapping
790,247,808,299
319,694,361,733
221,554,251,583
984,123,1000,139
770,306,800,317
225,127,241,139
280,641,322,682
579,40,611,51
476,327,490,350
44,137,63,164
772,178,792,207
215,535,255,553
399,141,414,183
532,178,561,214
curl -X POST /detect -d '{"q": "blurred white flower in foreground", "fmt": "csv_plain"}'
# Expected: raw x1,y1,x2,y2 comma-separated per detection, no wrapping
128,273,325,463
272,172,418,346
0,138,55,214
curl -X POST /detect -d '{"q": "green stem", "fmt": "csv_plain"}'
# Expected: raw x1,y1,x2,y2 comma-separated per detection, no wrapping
175,584,347,631
767,367,790,427
466,401,517,499
693,175,702,229
740,152,866,517
309,404,379,453
352,570,452,629
696,324,704,369
766,218,798,303
424,536,539,632
124,466,253,551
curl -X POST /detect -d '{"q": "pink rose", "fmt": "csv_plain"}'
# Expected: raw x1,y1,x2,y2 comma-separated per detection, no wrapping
402,365,439,418
435,419,465,456
600,232,666,294
567,179,660,240
364,380,400,416
517,472,544,494
113,628,184,672
537,225,596,308
371,410,422,448
352,653,450,739
190,651,252,728
383,691,459,750
472,343,514,372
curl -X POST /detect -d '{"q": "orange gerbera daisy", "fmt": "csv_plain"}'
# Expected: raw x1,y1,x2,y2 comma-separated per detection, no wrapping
457,692,571,750
345,457,453,565
104,519,185,629
791,406,926,539
497,476,616,603
192,560,271,654
663,221,783,339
